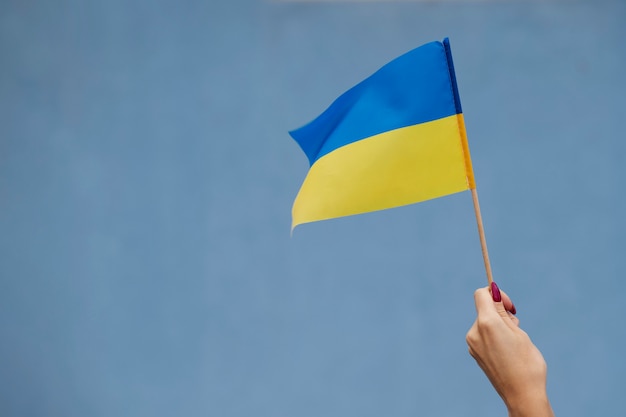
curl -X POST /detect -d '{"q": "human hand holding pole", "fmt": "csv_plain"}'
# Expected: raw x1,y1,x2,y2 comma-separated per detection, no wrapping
466,283,555,417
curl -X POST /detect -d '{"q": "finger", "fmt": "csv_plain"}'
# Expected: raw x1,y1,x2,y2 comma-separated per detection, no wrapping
473,287,497,315
500,289,517,315
473,285,518,329
490,281,512,320
491,282,517,314
480,282,519,330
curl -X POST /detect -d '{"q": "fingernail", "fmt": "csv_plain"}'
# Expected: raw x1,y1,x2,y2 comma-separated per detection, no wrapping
490,281,502,302
509,303,517,315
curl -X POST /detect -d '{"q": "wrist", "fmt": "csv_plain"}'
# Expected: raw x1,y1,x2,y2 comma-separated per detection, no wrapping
506,391,554,417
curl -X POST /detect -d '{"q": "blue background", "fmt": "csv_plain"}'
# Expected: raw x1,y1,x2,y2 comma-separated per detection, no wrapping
1,1,624,416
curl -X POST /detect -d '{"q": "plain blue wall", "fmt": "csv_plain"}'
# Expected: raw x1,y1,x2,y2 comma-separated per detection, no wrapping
1,1,625,416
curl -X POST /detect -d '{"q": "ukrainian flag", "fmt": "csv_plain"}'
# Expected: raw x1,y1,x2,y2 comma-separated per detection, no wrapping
290,38,475,230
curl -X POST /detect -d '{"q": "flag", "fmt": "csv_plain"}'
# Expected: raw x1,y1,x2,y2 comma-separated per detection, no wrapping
290,38,475,230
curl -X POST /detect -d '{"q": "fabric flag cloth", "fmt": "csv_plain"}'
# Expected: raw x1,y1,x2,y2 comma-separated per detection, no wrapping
290,38,476,230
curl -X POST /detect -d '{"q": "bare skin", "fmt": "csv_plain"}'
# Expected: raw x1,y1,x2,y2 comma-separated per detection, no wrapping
466,285,554,417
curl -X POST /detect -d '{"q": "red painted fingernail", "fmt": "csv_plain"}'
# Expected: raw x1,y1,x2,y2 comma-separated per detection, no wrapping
509,303,517,315
490,282,502,302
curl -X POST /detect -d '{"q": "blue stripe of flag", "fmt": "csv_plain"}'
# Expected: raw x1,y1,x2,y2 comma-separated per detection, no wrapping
290,39,461,166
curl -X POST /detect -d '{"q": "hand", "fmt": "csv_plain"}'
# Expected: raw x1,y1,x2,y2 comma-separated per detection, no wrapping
466,283,554,417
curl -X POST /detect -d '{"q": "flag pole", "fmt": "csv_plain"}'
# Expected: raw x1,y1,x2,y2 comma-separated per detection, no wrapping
456,112,493,286
470,188,493,285
445,38,493,285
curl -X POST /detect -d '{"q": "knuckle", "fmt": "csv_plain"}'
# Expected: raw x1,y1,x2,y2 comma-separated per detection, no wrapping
476,314,497,329
465,328,478,347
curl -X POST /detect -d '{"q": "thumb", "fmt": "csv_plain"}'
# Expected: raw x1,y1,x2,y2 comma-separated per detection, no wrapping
491,281,517,327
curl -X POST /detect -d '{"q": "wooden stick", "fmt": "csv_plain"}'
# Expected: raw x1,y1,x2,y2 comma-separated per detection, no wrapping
470,188,493,285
